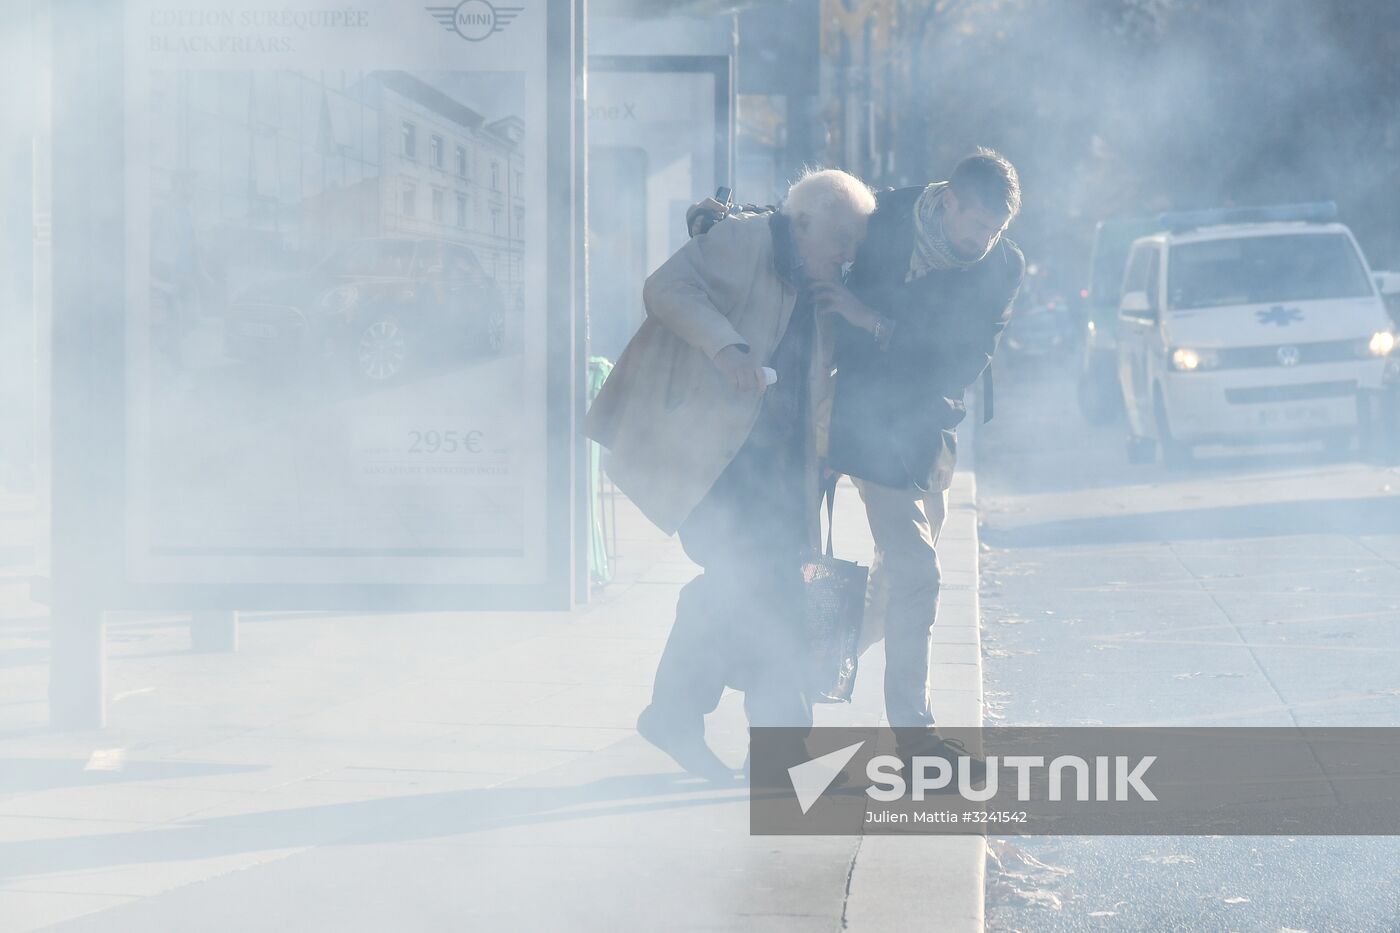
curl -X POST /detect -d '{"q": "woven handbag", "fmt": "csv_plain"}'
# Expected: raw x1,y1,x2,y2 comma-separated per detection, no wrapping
801,479,868,703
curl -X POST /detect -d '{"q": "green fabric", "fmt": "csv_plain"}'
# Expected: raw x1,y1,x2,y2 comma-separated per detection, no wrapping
586,356,615,585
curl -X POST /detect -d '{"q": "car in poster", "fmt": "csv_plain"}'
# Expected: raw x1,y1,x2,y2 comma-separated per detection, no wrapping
1116,203,1398,467
224,237,509,386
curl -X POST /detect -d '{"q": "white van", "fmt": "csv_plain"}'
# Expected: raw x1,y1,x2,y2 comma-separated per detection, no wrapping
1116,204,1398,466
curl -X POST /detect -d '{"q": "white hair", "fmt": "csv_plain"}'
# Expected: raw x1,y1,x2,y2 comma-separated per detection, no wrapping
782,168,876,224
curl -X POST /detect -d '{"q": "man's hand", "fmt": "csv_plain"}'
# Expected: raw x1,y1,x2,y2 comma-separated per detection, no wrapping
811,282,895,349
713,344,767,394
687,197,728,237
810,282,869,323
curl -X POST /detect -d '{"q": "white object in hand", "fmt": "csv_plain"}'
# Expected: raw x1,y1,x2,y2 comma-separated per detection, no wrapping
762,367,778,386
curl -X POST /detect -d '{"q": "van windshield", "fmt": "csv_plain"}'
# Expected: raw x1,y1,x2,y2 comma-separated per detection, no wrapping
1167,234,1372,310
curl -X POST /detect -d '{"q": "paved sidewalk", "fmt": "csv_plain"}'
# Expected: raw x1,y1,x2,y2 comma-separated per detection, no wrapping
0,460,987,931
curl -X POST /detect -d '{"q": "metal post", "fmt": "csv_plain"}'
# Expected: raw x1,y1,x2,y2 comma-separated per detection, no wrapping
191,611,239,653
572,0,590,606
47,0,124,730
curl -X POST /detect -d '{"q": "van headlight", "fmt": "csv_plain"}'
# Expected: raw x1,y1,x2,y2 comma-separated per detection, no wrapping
1365,330,1396,357
1169,347,1220,372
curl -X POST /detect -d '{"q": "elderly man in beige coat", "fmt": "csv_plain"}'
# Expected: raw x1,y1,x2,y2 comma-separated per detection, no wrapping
588,170,877,780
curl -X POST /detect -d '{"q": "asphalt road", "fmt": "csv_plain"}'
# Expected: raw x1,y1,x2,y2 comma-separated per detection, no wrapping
975,354,1400,932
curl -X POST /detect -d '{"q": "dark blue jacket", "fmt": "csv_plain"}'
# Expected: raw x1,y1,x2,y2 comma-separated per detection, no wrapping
827,186,1024,490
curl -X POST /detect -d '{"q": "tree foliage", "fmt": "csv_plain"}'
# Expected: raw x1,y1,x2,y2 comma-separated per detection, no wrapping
894,0,1400,280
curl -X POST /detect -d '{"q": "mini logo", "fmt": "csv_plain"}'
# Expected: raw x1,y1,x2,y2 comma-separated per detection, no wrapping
788,741,864,814
1277,344,1301,366
427,0,523,42
1257,305,1303,327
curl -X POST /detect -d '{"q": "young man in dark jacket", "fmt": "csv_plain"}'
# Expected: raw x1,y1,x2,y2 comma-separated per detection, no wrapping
818,149,1024,757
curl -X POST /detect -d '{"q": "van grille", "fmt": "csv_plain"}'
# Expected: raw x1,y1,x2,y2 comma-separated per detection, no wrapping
1216,339,1357,369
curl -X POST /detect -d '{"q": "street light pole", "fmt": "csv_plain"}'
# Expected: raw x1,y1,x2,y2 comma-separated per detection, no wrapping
819,0,896,181
46,0,124,730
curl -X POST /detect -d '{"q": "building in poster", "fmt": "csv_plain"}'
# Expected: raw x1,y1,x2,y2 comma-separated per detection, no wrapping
372,71,526,307
148,69,525,314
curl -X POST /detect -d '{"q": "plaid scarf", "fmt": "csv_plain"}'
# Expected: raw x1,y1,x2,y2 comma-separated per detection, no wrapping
907,182,976,281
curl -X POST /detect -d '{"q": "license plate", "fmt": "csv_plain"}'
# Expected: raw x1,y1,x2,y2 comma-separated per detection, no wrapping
1258,405,1329,426
235,322,277,340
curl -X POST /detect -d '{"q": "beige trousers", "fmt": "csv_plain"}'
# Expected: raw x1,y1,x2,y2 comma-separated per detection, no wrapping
852,471,951,729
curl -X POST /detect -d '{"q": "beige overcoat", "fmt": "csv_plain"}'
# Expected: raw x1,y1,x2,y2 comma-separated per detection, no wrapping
586,212,835,540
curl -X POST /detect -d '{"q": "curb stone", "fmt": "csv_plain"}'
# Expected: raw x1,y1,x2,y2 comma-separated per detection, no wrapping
841,416,986,932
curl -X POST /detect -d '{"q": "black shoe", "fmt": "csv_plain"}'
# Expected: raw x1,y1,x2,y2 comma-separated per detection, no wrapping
899,734,987,789
637,706,735,783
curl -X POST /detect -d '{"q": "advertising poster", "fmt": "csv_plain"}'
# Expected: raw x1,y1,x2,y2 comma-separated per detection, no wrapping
121,1,572,602
586,56,730,360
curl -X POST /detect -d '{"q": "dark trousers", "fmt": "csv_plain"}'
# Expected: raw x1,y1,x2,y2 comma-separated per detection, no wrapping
646,439,813,736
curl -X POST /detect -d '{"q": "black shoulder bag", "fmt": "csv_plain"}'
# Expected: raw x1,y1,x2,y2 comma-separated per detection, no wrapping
801,478,869,703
